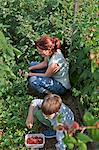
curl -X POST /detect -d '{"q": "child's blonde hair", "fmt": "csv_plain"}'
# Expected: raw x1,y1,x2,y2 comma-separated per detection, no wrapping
41,94,62,115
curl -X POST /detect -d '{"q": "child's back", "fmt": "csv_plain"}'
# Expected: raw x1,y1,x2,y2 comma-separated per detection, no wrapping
26,94,74,150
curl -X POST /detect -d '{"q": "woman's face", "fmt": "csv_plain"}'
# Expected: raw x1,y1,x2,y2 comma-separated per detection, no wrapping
37,47,53,57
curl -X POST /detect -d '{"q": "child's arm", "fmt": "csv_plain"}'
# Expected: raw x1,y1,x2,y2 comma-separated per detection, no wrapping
29,58,48,71
28,63,60,77
26,99,43,128
26,104,34,128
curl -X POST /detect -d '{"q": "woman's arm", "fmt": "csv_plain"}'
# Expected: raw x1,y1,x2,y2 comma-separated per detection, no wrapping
29,58,48,71
28,63,60,77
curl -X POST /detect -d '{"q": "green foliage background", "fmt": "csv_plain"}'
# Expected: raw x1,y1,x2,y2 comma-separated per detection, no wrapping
0,0,98,149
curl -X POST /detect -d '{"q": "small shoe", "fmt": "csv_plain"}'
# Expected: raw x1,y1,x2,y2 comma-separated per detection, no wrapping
42,129,56,138
55,143,61,150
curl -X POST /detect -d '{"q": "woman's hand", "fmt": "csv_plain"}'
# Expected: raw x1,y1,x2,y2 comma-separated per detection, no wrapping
28,72,34,77
29,66,33,71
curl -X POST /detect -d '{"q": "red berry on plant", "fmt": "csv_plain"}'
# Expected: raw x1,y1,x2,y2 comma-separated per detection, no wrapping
72,121,79,129
96,60,99,65
96,122,99,128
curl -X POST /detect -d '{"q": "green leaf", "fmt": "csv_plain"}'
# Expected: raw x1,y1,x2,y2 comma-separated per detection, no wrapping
91,59,98,73
0,31,8,50
83,112,95,125
0,31,15,58
63,135,77,144
77,133,93,143
13,47,22,58
68,136,77,144
78,142,87,150
90,128,99,141
67,143,74,150
6,46,15,57
0,64,16,79
57,113,64,123
0,64,11,72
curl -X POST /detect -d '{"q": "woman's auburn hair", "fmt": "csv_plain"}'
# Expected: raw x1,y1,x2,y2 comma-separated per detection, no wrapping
35,35,61,51
41,94,62,115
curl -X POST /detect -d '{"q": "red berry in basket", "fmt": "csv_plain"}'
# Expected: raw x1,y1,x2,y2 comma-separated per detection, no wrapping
72,121,79,129
38,137,43,144
27,137,43,144
27,137,35,144
35,136,39,139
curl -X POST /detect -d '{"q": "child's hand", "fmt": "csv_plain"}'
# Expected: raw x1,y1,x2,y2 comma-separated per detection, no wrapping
56,125,65,130
54,123,70,131
26,116,33,129
28,123,33,129
54,124,65,131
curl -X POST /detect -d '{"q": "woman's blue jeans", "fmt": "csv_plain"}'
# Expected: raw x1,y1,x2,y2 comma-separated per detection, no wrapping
28,61,66,95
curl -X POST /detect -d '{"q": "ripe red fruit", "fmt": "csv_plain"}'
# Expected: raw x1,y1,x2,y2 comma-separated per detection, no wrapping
38,138,43,144
27,137,43,144
72,121,79,129
27,137,35,144
96,122,99,128
96,60,99,65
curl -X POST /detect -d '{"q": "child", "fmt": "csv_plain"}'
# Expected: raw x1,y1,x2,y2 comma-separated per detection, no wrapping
28,35,71,95
26,94,74,150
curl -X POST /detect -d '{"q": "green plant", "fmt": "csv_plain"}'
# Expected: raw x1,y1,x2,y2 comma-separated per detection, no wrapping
0,0,98,149
63,112,99,150
69,0,98,115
